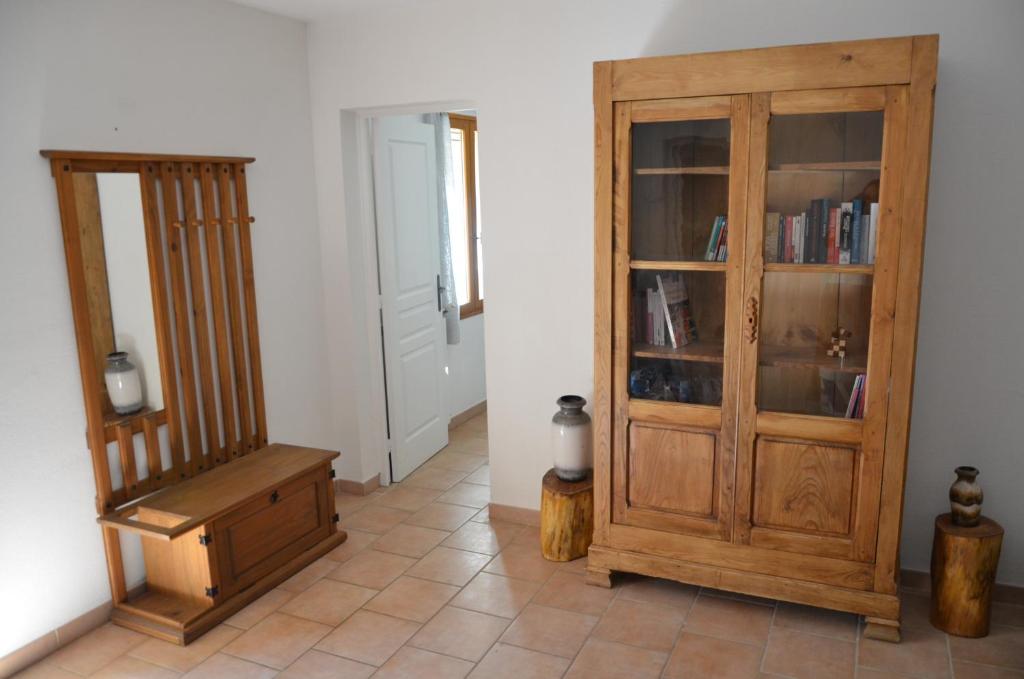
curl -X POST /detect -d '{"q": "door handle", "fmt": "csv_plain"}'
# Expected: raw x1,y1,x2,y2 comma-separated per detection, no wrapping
436,274,443,312
744,296,759,343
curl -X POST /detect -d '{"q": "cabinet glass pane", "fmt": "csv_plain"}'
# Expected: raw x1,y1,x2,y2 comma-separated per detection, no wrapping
632,119,730,262
763,111,883,266
757,272,871,418
630,269,724,405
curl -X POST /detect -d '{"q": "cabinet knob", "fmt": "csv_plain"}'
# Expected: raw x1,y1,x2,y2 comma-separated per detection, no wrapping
270,490,280,504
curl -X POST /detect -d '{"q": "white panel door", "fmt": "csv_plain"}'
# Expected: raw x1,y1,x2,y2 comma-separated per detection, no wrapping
373,116,449,481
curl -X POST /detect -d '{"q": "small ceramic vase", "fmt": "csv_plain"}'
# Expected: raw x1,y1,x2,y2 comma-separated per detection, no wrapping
949,466,983,527
104,351,144,415
551,395,592,482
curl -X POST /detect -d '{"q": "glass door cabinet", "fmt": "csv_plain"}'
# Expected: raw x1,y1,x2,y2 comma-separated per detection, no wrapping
591,36,938,644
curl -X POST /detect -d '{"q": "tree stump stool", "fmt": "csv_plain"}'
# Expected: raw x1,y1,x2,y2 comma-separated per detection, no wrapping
540,468,594,561
930,513,1004,637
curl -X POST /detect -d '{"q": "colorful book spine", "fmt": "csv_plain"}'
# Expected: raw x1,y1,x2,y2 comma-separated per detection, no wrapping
783,216,793,262
795,214,805,263
826,207,838,264
867,203,879,264
819,198,831,264
716,219,728,261
850,199,864,264
705,216,722,261
765,213,780,264
656,275,677,350
839,202,853,265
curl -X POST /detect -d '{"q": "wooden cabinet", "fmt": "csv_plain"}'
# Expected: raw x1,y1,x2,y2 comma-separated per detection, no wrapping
589,36,938,642
99,444,344,644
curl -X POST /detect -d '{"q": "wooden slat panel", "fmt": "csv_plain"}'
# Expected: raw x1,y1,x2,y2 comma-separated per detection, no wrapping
233,164,267,448
756,411,863,446
140,165,187,483
851,85,909,562
216,164,253,455
733,92,771,545
116,423,139,500
630,96,732,123
593,61,614,545
611,37,915,101
199,163,238,461
142,412,165,489
610,101,632,525
875,35,939,594
179,163,221,469
159,163,203,477
771,87,887,115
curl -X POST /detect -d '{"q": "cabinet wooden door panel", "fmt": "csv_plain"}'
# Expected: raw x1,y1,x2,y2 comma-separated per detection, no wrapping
214,468,331,597
629,423,716,517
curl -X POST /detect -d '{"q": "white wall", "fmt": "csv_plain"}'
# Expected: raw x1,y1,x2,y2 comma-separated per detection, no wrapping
0,0,329,656
306,0,1024,585
448,313,486,419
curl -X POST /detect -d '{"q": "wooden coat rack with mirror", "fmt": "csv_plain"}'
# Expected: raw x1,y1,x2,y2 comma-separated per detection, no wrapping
42,150,346,645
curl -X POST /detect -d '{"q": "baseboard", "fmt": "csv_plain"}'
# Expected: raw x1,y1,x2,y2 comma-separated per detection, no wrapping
449,401,486,430
901,568,1024,606
488,502,541,527
0,582,144,678
335,473,381,496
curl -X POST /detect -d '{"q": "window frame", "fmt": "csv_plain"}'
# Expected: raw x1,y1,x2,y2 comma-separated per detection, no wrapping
449,113,483,319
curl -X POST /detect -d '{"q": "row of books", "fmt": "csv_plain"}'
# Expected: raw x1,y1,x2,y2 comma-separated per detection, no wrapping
635,273,699,349
845,374,867,419
765,199,879,265
703,216,728,261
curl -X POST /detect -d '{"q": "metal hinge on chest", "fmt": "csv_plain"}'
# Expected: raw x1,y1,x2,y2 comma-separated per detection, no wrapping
205,585,219,598
198,534,212,546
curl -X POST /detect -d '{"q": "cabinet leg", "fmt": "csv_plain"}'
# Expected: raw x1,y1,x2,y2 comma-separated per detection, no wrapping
584,566,612,589
864,616,901,643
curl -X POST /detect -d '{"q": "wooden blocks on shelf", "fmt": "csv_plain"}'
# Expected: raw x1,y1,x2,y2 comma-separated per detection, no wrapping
540,469,594,562
827,327,852,358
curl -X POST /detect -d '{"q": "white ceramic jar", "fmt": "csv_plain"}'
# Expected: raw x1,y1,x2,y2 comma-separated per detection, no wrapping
104,351,144,414
551,395,592,482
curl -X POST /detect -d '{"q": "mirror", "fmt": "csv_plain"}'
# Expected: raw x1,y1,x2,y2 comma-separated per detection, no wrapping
72,172,163,413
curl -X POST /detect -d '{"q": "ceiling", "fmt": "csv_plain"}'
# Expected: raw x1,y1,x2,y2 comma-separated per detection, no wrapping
228,0,424,22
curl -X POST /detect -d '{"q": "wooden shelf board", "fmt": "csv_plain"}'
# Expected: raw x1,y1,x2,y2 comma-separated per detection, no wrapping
765,263,874,275
634,166,729,176
759,346,866,373
631,260,727,272
633,342,724,363
768,161,880,173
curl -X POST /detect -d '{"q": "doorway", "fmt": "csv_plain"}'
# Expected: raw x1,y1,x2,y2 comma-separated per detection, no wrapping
370,110,486,483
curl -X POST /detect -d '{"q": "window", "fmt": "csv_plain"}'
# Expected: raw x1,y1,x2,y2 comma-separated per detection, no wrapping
448,113,483,318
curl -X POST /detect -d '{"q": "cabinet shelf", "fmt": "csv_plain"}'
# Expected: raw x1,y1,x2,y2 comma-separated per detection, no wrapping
633,342,724,363
634,166,729,176
768,161,880,173
631,260,727,272
633,343,866,374
758,345,866,373
764,263,873,275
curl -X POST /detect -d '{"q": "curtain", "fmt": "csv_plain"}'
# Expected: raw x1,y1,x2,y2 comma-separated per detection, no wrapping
427,112,461,345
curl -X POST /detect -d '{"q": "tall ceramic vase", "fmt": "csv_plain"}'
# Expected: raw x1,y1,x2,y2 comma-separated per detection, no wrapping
551,395,592,482
949,466,983,527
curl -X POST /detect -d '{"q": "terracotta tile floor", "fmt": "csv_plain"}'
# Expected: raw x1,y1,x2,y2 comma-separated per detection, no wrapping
17,414,1024,678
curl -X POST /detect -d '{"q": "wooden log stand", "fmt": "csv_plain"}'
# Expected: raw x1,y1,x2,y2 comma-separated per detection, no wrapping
540,469,594,562
930,513,1004,638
